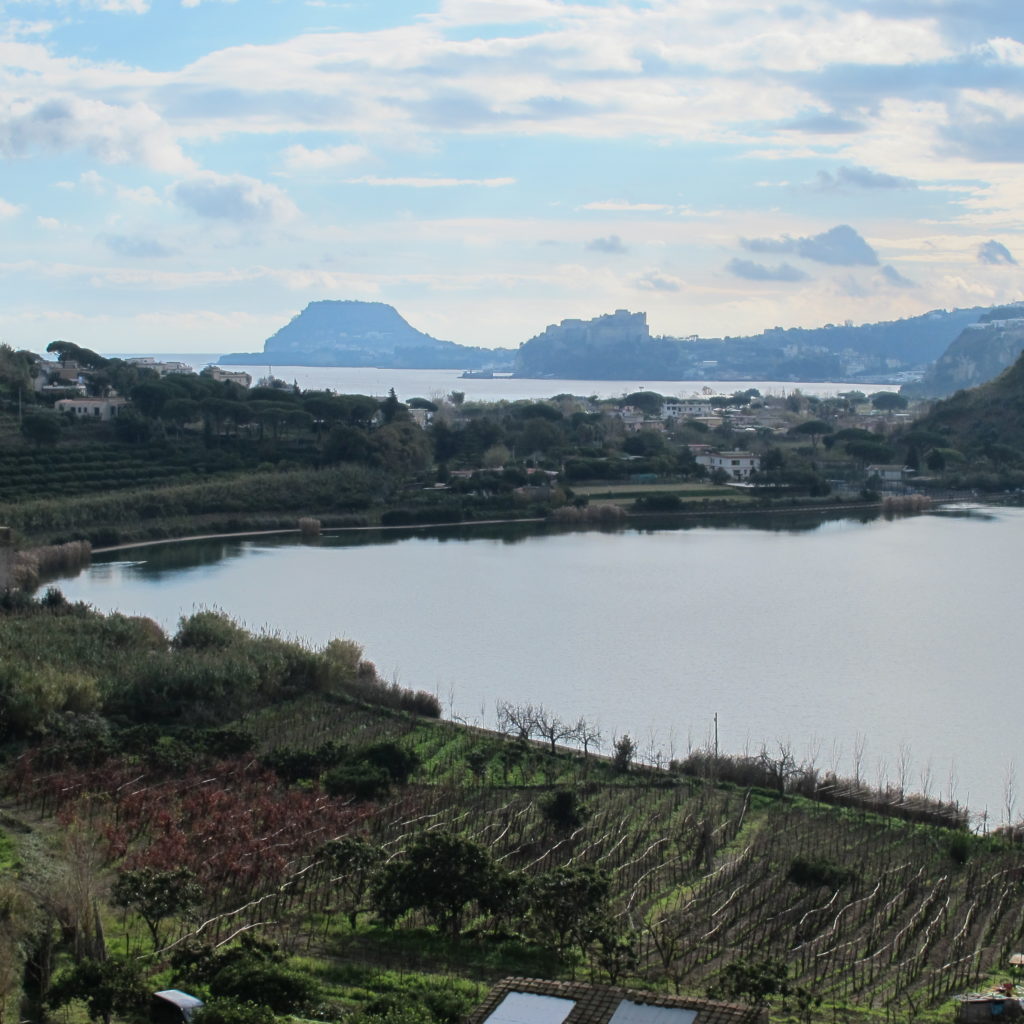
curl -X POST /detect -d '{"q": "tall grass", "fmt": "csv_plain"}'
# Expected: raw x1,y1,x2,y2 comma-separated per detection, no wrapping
10,540,92,590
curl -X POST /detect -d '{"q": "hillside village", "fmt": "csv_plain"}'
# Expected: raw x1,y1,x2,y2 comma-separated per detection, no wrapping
0,339,966,552
0,333,1013,564
3,337,1024,1024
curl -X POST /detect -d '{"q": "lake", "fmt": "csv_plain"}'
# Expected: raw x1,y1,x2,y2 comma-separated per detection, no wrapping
53,506,1021,823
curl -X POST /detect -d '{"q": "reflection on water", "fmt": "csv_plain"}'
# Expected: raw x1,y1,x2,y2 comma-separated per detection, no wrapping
55,504,1024,819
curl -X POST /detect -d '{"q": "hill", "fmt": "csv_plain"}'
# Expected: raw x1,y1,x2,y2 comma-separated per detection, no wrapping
219,300,515,370
0,594,1014,1024
515,306,989,380
218,300,993,380
911,344,1024,460
902,305,1024,399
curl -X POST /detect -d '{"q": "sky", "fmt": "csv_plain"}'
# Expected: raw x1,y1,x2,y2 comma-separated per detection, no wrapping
1,0,1023,356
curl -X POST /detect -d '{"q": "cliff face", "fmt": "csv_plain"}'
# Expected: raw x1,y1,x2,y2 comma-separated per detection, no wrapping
913,345,1024,457
514,309,659,377
903,309,1024,399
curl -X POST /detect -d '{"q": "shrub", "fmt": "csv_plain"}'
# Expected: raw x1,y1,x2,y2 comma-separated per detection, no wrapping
359,741,419,785
541,790,588,830
209,959,317,1014
174,610,245,651
193,998,278,1024
787,857,856,890
322,763,392,802
634,493,683,512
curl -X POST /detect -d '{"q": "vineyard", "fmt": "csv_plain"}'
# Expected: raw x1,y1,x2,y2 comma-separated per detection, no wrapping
6,712,1024,1021
1,600,1022,1024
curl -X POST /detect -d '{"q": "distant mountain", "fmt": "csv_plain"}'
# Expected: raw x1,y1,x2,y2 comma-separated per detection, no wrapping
219,299,1000,382
514,306,990,381
901,305,1024,399
219,300,515,370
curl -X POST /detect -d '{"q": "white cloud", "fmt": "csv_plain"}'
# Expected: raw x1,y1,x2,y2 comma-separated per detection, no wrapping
115,184,163,205
586,234,627,254
0,96,194,173
433,0,562,26
880,264,918,288
580,200,673,213
280,143,369,171
977,240,1017,265
342,175,515,187
82,0,150,12
742,225,880,267
169,171,299,222
0,198,22,219
979,37,1024,66
633,269,683,292
36,215,62,229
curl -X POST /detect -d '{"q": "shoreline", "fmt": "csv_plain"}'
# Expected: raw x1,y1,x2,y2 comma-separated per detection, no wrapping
86,499,902,556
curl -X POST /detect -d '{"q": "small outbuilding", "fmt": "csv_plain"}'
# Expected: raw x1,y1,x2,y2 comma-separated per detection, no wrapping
151,990,204,1024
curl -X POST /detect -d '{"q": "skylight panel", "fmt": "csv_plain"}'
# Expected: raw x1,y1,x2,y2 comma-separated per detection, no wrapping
483,991,577,1024
607,1002,699,1024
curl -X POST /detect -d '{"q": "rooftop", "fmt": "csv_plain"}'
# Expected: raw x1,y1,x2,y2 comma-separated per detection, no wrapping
466,978,767,1024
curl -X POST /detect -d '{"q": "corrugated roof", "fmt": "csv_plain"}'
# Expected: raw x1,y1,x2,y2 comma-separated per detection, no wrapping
467,978,768,1024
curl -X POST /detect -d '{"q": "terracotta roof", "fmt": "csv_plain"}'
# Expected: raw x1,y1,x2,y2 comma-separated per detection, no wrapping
465,977,768,1024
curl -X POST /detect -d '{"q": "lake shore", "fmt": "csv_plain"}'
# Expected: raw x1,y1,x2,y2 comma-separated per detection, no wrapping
84,499,898,556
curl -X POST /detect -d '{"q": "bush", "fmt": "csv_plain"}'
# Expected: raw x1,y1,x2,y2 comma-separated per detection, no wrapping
359,741,419,784
541,790,588,830
633,493,683,512
787,856,856,890
209,959,317,1014
323,763,392,801
174,610,245,651
193,998,278,1024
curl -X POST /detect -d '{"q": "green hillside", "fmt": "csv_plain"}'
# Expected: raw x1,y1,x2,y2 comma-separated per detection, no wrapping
0,594,1015,1024
913,349,1024,461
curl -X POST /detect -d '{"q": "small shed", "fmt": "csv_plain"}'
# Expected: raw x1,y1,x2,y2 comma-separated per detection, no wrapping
955,995,1023,1023
151,990,204,1024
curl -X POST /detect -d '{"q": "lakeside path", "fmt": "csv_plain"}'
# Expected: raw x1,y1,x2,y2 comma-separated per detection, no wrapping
88,500,899,556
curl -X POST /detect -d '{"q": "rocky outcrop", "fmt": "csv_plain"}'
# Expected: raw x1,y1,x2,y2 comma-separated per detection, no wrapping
903,307,1024,398
219,300,514,370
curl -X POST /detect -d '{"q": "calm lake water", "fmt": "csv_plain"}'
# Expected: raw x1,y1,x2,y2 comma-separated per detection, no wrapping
55,506,1021,822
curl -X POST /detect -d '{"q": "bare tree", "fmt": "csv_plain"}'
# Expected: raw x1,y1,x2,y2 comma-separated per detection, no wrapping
946,758,959,808
758,741,799,795
852,732,866,787
534,706,574,754
919,757,934,800
495,700,537,741
571,716,603,757
896,742,912,799
1004,762,1017,828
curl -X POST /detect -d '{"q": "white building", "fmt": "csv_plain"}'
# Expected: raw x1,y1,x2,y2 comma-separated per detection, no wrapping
207,367,253,387
696,450,761,480
55,396,129,421
661,399,716,419
126,357,195,376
